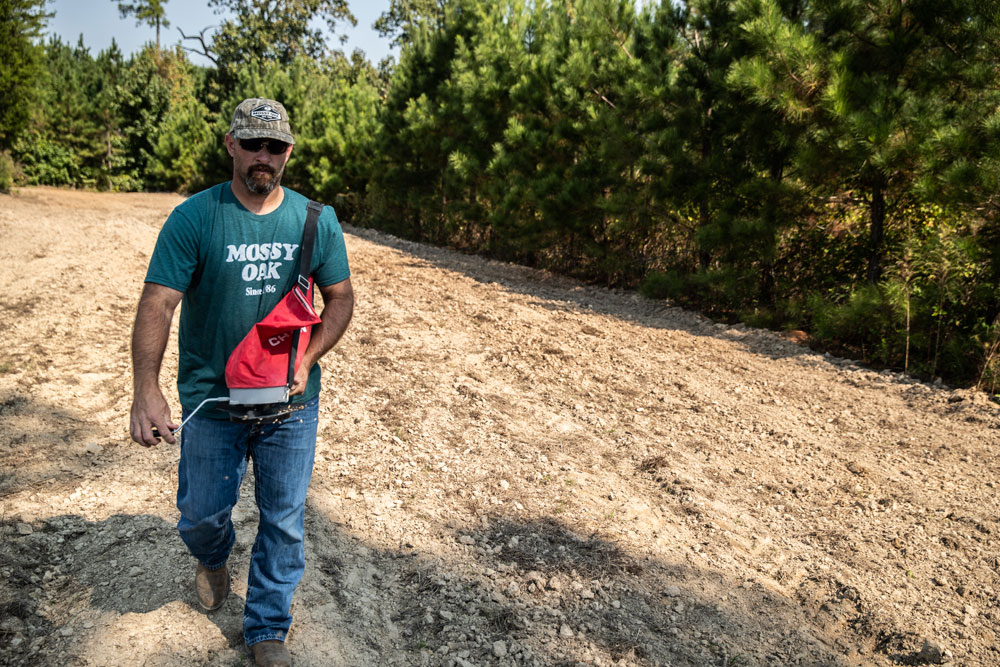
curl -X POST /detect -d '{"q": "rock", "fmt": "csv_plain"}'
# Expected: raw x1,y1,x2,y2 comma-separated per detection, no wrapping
547,576,562,592
85,442,103,455
458,535,476,545
525,571,546,588
559,624,574,638
492,640,507,658
846,461,868,476
663,585,681,597
128,566,142,577
1,617,25,634
16,523,33,536
915,639,944,664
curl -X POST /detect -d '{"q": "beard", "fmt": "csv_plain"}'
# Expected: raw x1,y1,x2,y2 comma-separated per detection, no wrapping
243,163,284,195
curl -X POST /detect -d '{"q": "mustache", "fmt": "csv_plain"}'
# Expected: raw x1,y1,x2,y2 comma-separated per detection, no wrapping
250,165,276,175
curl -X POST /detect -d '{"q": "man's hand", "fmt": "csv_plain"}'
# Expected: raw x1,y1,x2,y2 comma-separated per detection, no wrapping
288,278,354,397
130,386,179,446
288,361,311,397
130,282,183,446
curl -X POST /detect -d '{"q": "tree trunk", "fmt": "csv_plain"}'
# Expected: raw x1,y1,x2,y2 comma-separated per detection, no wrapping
760,262,776,306
759,159,784,306
697,109,713,271
697,201,711,270
866,182,886,284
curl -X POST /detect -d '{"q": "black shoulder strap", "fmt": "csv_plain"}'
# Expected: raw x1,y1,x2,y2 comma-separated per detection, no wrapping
297,200,323,292
287,200,323,390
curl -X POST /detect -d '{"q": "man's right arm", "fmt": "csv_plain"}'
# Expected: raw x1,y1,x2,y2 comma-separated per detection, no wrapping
130,282,184,446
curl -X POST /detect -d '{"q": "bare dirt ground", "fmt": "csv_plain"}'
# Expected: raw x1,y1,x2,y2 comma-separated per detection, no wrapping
1,187,999,667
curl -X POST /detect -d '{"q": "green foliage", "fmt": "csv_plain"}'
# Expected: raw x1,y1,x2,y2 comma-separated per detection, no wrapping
14,38,215,191
370,0,650,282
733,0,1000,286
0,0,51,150
146,49,216,191
13,134,81,186
16,37,102,187
639,270,686,302
19,0,1000,389
295,64,381,219
375,0,444,48
810,284,905,367
0,150,16,192
207,0,356,80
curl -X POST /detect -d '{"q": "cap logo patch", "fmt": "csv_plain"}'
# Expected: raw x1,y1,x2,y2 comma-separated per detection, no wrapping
250,105,281,122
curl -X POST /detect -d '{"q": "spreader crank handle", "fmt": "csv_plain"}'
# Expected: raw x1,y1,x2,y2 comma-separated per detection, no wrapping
151,397,230,438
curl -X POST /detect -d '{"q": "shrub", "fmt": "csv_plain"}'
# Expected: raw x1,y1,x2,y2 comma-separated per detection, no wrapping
13,136,80,187
809,285,906,367
0,151,14,193
639,270,685,301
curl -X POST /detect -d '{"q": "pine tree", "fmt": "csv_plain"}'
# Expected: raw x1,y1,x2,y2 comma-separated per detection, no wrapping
734,0,998,285
483,0,644,280
16,37,104,186
205,0,355,79
375,0,444,48
114,0,170,53
1,0,51,150
368,0,484,240
146,48,215,191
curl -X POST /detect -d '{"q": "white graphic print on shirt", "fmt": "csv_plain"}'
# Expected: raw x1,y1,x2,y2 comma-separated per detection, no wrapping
225,242,300,286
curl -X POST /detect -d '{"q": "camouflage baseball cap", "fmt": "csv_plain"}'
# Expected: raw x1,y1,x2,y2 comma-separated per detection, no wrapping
229,98,295,144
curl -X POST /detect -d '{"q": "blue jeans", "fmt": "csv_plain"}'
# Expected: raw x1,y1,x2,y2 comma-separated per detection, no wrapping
176,397,319,647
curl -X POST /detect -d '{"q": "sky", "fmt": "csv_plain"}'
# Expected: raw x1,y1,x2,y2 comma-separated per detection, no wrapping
45,0,397,66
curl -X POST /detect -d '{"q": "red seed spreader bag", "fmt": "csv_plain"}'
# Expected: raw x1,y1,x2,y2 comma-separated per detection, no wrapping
222,200,323,409
223,279,321,402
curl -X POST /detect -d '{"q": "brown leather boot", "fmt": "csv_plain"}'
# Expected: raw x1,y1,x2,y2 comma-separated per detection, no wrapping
194,562,229,611
252,640,291,666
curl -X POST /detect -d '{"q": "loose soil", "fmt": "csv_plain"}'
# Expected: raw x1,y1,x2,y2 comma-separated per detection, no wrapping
1,187,998,666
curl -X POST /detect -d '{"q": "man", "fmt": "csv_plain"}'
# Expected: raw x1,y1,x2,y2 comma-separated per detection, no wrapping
129,98,354,667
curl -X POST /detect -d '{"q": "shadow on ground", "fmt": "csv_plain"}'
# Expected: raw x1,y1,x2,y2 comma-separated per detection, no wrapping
1,483,932,667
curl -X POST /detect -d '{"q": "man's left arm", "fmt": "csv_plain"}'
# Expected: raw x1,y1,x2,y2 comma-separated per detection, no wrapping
289,277,354,396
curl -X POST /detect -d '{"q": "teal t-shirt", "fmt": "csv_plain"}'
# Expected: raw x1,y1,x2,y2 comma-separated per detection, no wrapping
145,183,351,418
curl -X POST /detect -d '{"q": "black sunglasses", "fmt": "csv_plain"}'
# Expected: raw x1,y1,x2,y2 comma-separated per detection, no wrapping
238,138,290,155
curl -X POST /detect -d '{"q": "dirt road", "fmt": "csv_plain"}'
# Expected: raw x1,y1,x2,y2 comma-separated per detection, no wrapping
1,187,998,666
